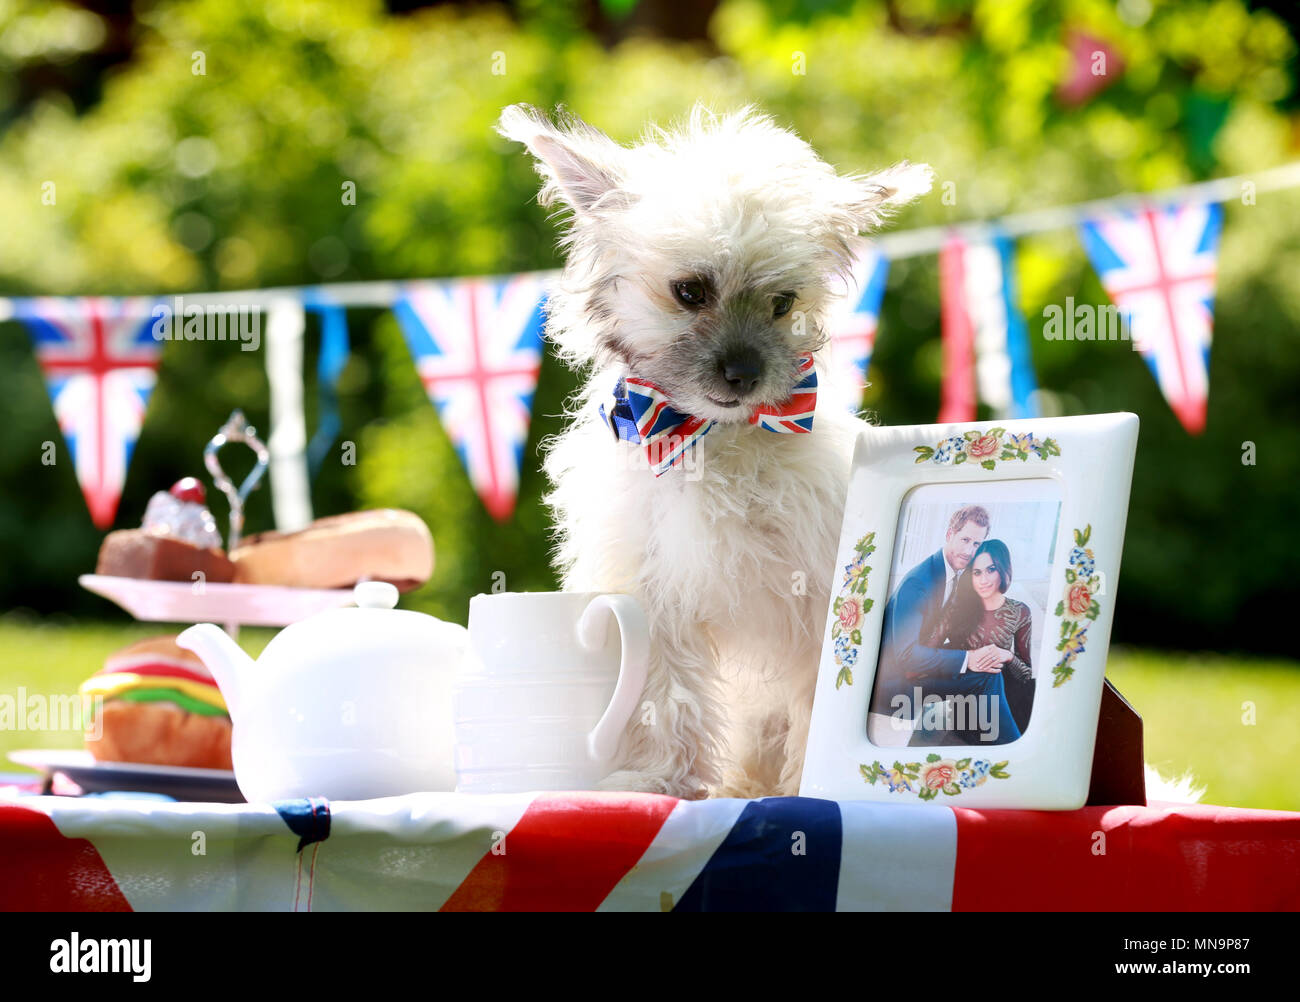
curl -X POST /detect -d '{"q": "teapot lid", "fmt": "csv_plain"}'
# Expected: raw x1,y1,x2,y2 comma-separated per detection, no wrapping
353,580,399,610
259,580,464,666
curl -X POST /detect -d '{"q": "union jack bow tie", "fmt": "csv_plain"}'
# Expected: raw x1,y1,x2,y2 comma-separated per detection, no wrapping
599,352,818,476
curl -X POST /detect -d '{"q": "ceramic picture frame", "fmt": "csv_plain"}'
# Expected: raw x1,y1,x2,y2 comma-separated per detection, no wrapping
799,412,1139,809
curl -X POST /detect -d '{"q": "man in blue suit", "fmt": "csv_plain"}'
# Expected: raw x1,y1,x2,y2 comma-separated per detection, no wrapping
871,505,1021,745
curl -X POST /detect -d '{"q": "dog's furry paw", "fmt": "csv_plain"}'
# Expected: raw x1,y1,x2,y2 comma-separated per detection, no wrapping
713,766,780,799
597,770,709,800
713,777,772,800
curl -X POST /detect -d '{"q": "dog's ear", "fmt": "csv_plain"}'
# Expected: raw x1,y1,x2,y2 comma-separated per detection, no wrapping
497,104,629,218
840,160,934,232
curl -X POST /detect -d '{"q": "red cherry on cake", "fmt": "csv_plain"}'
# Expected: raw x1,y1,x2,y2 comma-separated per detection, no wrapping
169,478,206,504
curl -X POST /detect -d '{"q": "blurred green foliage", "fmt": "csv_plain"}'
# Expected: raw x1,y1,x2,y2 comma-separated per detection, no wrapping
1,0,1297,654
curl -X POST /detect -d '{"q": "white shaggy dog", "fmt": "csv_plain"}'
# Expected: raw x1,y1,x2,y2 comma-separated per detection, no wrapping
497,102,932,800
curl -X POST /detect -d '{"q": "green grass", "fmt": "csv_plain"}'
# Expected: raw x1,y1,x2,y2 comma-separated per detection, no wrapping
0,614,275,774
1,615,1297,812
1105,646,1300,812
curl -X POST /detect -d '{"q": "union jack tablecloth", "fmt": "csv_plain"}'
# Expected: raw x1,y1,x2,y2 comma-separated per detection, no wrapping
2,793,1298,911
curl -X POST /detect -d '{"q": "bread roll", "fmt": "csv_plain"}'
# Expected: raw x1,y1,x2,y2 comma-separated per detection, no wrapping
230,509,434,592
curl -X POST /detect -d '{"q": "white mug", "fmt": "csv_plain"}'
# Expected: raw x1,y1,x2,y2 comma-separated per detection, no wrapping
454,591,649,793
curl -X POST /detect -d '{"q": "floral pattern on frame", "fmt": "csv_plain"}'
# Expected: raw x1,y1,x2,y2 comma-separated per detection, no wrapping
913,428,1061,470
831,532,876,689
860,754,1012,800
1052,524,1102,687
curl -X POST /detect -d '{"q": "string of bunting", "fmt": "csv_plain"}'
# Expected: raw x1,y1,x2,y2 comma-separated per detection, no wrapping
4,162,1298,528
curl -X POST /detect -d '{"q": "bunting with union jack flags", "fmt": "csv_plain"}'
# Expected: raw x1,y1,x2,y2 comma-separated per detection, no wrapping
1078,201,1223,434
16,297,162,528
936,231,1040,423
827,246,889,412
1,188,1241,524
393,274,552,521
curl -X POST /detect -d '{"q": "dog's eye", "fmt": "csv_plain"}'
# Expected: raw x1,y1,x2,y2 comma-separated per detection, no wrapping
672,280,707,308
773,292,796,318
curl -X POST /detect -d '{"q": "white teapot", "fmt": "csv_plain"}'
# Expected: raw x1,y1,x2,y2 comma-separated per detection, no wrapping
178,582,465,803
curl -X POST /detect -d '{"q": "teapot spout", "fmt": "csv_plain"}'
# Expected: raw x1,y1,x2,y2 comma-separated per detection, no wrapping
177,623,253,718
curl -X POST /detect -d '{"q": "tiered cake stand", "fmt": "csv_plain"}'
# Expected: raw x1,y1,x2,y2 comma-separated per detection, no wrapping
80,410,353,634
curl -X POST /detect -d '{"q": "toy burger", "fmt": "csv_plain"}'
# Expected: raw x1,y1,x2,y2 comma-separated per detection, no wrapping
80,635,233,771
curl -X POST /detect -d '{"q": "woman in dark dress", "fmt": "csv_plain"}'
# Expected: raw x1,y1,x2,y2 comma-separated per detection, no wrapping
926,539,1035,738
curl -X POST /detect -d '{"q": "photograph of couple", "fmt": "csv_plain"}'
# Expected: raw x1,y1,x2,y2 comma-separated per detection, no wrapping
867,482,1062,747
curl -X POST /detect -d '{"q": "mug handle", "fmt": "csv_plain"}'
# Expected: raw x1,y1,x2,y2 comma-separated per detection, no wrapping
576,594,650,764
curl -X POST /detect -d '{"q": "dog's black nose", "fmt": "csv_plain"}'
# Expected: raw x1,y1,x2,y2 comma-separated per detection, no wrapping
720,352,763,395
